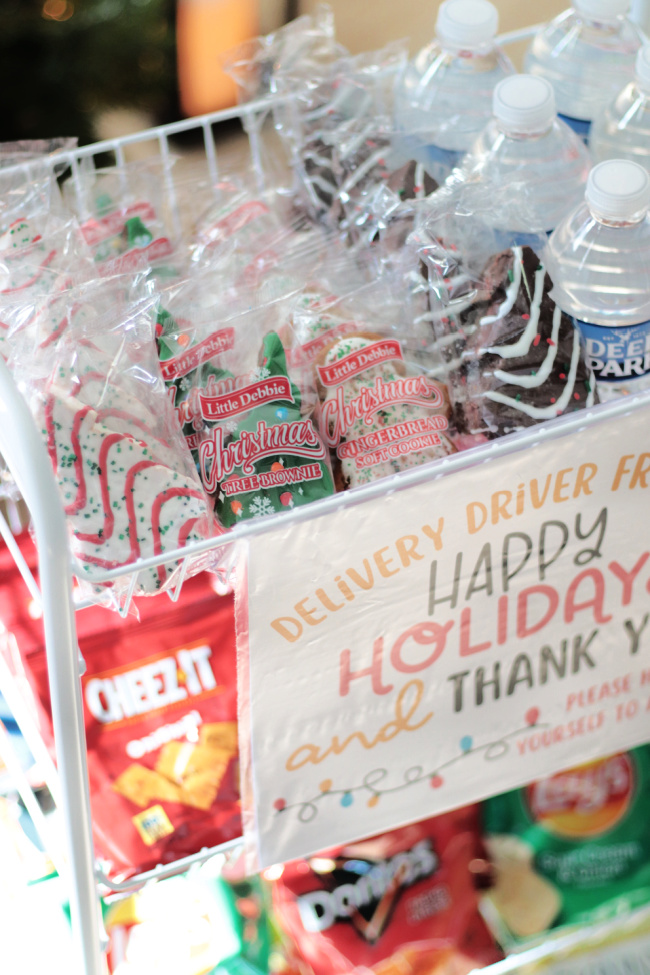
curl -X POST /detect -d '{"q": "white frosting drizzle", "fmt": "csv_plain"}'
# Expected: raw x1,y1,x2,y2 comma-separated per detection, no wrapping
339,147,388,196
479,245,523,327
484,262,547,360
415,162,425,199
308,173,339,197
484,325,581,420
303,148,335,168
492,304,561,388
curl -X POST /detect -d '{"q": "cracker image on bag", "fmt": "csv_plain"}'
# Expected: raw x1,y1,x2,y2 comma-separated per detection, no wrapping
482,747,650,950
199,720,238,754
113,764,185,809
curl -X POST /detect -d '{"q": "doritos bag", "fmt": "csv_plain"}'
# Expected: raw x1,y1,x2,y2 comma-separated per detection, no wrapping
268,806,501,975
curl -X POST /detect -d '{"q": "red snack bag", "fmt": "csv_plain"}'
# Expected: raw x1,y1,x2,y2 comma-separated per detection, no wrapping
269,807,501,975
0,533,241,882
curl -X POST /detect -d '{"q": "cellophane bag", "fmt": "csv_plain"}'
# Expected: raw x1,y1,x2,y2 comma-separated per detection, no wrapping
222,4,346,191
0,218,96,360
284,263,455,491
412,182,599,445
272,43,412,230
223,3,345,103
9,275,217,608
155,267,335,529
188,177,333,294
62,159,181,279
268,807,502,975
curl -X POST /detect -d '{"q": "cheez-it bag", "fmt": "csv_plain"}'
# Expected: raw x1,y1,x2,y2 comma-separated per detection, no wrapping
269,806,502,975
79,592,241,880
0,534,241,882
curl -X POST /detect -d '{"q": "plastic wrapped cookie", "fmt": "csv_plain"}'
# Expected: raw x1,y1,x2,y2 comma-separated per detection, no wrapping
318,333,455,489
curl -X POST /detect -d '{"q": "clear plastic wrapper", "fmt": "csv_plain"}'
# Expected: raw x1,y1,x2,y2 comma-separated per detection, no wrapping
62,159,181,279
276,45,412,229
412,185,599,445
225,16,412,230
0,137,77,174
0,218,96,360
11,277,216,606
0,170,65,241
285,270,456,490
188,178,333,293
222,3,345,103
222,7,345,195
155,273,335,528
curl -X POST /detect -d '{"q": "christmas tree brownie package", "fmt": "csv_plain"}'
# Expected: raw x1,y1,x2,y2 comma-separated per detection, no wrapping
13,276,217,607
412,185,599,443
155,277,334,528
481,747,650,951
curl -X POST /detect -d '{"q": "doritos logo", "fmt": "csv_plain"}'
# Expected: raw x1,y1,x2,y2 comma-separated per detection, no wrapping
297,839,438,941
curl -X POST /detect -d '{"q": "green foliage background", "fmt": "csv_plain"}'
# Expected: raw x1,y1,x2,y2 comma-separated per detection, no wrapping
0,0,179,145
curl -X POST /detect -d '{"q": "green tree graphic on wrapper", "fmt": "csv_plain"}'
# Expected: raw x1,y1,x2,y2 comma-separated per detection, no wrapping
156,315,334,527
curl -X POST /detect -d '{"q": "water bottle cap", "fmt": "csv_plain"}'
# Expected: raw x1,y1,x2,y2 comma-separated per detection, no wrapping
493,75,556,133
586,159,650,221
573,0,630,20
635,44,650,91
436,0,499,50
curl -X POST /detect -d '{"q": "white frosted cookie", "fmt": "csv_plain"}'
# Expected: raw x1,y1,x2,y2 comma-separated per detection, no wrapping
39,388,211,594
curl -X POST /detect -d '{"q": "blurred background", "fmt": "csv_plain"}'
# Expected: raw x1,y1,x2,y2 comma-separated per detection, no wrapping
0,0,574,148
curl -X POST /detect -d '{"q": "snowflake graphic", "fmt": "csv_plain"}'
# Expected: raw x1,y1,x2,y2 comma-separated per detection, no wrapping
178,376,192,391
297,486,304,495
249,495,276,518
220,419,239,435
252,365,272,381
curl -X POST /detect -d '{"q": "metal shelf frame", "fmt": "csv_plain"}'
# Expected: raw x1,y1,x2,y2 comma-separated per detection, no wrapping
1,25,650,973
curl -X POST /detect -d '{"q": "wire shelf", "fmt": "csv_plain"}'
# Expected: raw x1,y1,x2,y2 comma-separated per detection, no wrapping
1,21,649,975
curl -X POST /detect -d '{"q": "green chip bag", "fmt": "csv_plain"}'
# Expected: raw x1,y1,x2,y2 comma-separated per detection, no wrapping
482,746,650,949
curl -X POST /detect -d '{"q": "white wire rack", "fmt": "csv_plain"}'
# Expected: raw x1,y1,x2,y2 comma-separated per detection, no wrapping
1,25,650,975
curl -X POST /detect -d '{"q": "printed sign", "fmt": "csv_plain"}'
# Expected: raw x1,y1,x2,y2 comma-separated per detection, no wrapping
242,402,650,868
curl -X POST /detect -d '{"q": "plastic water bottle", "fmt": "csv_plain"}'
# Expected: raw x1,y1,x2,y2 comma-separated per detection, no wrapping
524,0,644,142
459,74,592,244
591,45,650,169
545,159,650,399
396,0,514,182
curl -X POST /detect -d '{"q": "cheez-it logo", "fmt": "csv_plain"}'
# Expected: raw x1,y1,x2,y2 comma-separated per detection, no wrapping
83,644,216,725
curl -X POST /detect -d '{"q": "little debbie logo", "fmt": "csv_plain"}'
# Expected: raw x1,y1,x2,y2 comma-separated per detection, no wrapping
318,339,403,387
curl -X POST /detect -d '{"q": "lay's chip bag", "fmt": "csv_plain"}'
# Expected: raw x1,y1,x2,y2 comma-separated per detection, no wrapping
481,746,650,950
